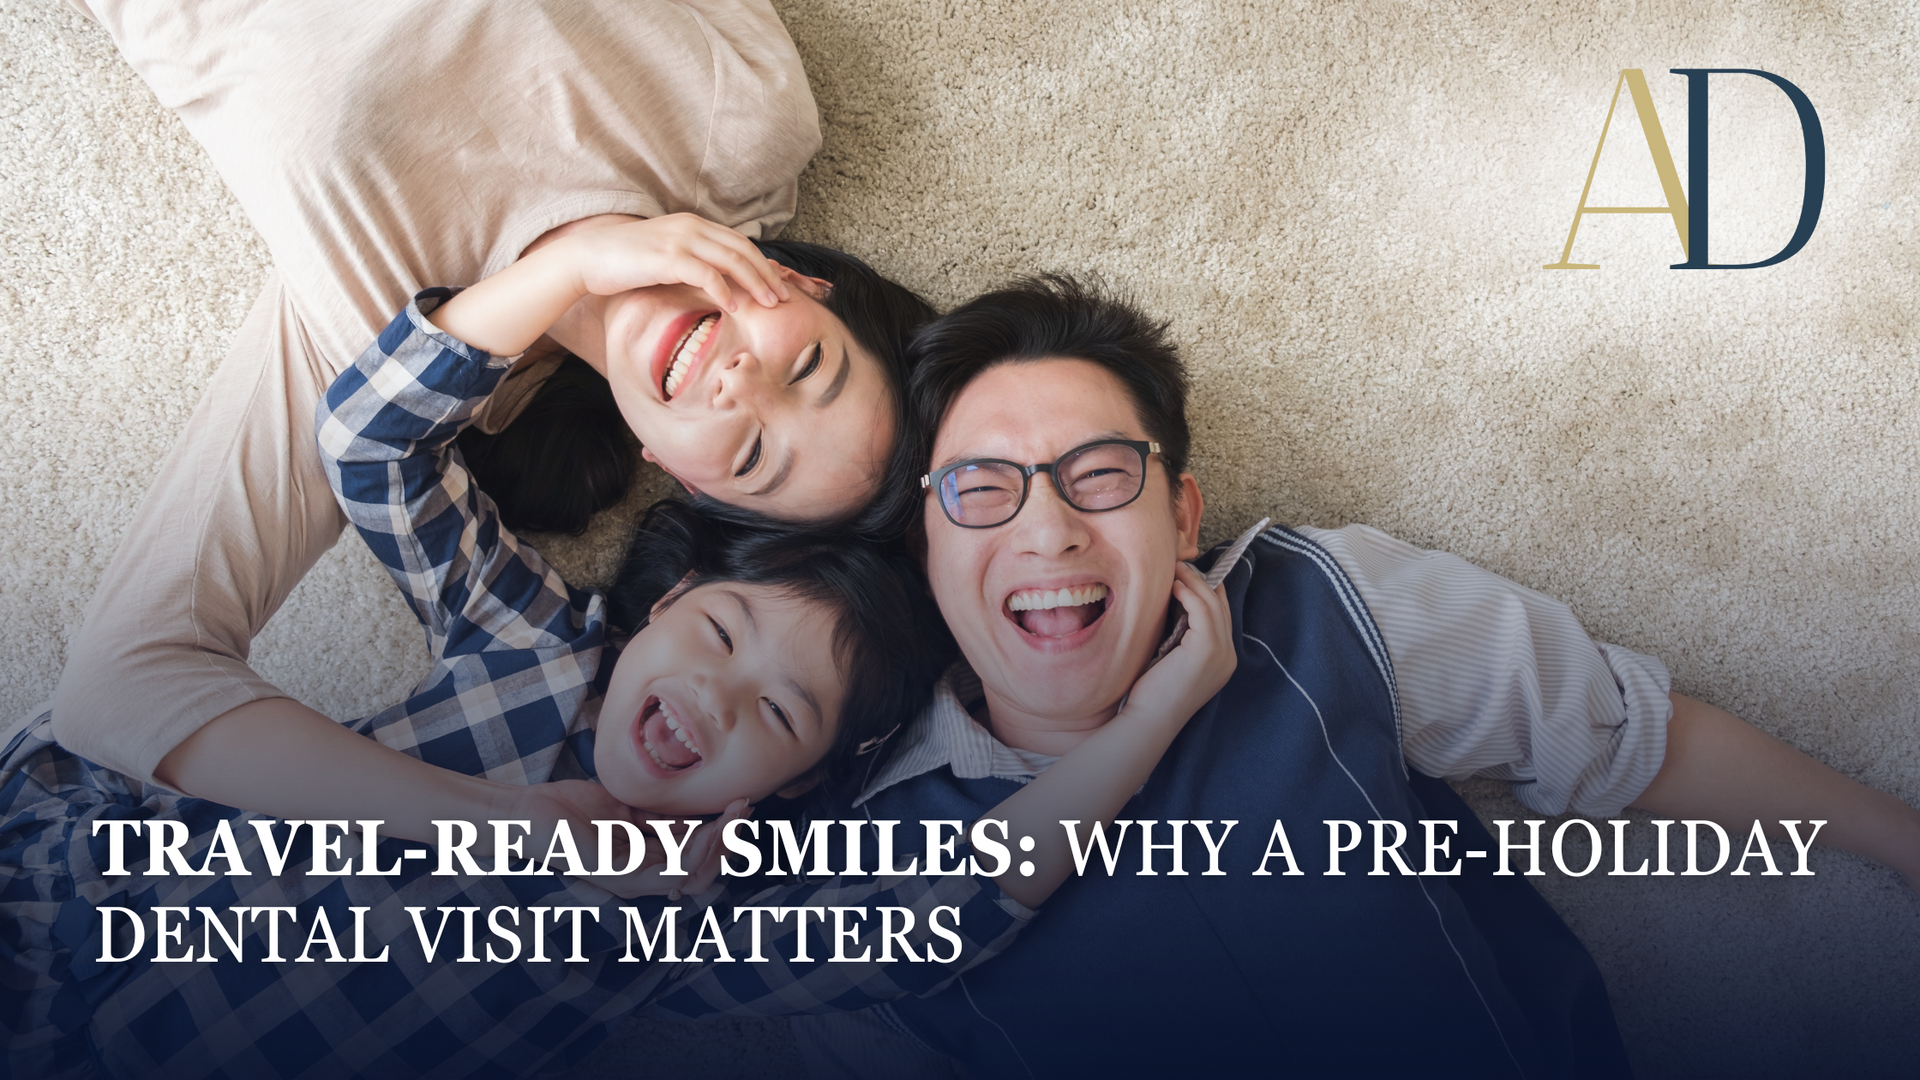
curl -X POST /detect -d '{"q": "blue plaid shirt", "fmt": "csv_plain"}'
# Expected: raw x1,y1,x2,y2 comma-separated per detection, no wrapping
0,291,1030,1080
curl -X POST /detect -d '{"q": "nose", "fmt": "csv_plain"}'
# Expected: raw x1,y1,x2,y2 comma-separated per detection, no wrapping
685,667,742,735
711,348,775,411
1009,473,1090,558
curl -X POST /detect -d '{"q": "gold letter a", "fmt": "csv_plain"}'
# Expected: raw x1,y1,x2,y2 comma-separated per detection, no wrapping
1545,69,1690,268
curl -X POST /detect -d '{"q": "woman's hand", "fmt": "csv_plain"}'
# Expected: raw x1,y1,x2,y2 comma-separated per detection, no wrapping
1116,562,1238,732
565,213,789,312
430,212,791,357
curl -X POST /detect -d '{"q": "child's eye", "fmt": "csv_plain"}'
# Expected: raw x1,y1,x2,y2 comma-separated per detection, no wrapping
791,344,822,384
707,616,733,653
765,699,794,734
735,435,762,478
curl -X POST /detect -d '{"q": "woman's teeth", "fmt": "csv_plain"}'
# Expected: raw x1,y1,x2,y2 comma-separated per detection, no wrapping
663,314,717,399
1006,584,1109,611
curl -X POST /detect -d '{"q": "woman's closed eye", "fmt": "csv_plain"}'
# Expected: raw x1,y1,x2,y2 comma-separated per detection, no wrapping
790,343,822,384
734,435,763,477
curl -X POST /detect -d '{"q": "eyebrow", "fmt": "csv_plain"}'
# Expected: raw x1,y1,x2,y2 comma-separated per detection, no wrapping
725,590,759,633
815,345,851,409
728,591,824,730
931,429,1136,472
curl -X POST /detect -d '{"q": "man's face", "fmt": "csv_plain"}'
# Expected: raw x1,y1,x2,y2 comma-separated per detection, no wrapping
923,358,1203,726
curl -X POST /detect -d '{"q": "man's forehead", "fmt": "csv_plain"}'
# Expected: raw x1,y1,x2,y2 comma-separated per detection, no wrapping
931,357,1147,464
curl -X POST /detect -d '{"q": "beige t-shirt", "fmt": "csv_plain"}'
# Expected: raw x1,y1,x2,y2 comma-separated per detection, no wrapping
86,0,822,387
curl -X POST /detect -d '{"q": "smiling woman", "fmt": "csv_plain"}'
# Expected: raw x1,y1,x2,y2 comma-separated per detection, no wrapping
49,0,938,814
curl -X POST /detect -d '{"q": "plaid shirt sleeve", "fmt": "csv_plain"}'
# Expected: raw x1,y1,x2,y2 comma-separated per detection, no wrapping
316,289,597,658
647,868,1037,1018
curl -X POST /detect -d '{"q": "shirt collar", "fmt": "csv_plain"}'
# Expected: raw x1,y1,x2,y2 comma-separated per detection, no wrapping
853,663,1060,806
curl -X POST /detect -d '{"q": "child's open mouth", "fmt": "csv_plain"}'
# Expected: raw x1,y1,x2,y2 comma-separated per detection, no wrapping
1005,583,1111,639
638,695,704,771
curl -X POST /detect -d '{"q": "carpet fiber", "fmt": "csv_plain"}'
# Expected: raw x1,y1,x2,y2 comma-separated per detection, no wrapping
3,1,1915,1075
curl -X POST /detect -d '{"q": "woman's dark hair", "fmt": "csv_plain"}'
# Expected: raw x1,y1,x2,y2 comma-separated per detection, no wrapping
604,499,955,802
460,238,936,538
905,274,1191,491
455,356,634,535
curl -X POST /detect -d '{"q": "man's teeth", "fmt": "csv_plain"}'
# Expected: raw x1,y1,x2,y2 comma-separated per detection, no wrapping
1006,584,1110,611
663,314,717,398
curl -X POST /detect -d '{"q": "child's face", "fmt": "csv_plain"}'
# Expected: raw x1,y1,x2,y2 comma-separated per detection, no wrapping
595,582,848,814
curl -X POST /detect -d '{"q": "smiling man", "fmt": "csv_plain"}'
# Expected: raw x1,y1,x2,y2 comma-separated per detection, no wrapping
828,275,1920,1077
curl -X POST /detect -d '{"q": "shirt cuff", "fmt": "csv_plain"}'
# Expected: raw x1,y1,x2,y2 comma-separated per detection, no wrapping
1512,642,1674,818
412,287,522,368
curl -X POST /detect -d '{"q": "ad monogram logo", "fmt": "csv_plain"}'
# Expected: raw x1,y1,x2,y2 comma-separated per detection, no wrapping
1545,69,1825,270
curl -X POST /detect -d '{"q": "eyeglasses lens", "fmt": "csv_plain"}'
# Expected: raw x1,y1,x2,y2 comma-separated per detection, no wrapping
940,462,1026,527
1058,442,1146,510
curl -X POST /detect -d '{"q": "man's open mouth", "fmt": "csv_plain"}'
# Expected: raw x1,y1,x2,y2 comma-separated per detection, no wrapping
662,313,718,400
1005,583,1111,639
638,695,703,771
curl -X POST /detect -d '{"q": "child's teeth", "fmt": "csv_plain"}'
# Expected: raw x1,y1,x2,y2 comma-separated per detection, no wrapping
659,706,701,756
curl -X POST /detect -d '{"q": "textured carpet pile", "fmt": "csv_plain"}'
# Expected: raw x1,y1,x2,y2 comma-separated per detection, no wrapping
2,1,1915,1076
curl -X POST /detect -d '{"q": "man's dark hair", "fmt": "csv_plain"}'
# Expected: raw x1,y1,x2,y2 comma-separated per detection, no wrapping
604,499,955,802
460,239,937,537
898,274,1191,532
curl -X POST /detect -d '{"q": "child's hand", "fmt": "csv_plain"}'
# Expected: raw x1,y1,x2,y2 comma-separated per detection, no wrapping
566,213,790,312
1116,562,1237,732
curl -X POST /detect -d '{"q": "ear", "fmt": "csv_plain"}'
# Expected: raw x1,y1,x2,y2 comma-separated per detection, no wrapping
775,773,822,800
1172,473,1205,562
777,265,834,302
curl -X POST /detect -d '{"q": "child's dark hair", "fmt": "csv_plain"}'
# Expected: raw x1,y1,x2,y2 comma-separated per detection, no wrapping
604,499,954,802
459,239,936,537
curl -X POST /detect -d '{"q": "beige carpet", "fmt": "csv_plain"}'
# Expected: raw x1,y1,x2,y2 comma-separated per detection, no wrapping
4,0,1916,1075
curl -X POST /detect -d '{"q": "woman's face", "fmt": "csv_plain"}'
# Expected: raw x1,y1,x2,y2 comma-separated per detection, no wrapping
595,581,849,815
594,281,896,523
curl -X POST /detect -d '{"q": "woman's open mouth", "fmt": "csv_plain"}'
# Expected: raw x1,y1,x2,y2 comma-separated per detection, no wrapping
635,695,704,773
661,313,719,400
1004,583,1111,641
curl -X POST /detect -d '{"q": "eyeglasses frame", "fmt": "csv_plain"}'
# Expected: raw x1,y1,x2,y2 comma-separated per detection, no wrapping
919,439,1163,529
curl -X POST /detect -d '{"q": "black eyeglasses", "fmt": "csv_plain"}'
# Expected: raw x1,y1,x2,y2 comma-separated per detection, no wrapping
921,439,1162,529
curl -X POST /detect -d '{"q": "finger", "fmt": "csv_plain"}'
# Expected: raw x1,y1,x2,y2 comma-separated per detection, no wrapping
693,236,786,308
688,263,738,313
704,223,791,303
